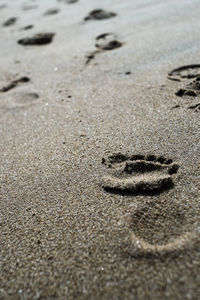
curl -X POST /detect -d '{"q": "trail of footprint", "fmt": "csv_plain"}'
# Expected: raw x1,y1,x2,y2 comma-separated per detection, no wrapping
86,33,123,64
84,9,117,21
101,153,179,195
0,77,30,93
2,17,17,27
18,33,55,46
124,202,197,258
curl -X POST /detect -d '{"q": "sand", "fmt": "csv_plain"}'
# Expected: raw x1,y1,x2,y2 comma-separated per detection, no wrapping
0,0,200,299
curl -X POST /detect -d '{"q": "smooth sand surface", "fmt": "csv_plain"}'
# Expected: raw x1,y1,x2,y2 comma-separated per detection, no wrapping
0,0,200,299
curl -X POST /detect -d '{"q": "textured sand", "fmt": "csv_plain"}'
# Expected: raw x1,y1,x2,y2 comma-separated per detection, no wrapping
0,0,200,299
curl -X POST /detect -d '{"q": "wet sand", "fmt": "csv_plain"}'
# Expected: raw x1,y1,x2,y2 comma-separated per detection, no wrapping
0,0,200,299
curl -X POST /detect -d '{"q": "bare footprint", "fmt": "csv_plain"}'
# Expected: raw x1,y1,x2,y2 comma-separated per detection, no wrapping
86,33,123,64
84,9,117,21
12,91,39,108
18,33,55,46
101,153,179,194
168,64,200,81
43,8,59,16
57,0,79,3
95,33,122,51
2,17,17,27
124,202,197,257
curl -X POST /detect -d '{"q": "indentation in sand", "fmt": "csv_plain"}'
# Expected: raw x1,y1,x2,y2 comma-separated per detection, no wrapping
57,0,79,3
168,64,200,80
86,33,123,64
124,202,197,257
102,153,179,194
168,65,200,110
84,9,117,21
2,17,17,27
43,8,60,16
95,33,122,51
13,92,39,107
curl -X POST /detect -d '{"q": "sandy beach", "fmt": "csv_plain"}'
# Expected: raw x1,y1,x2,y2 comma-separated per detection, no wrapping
0,0,200,299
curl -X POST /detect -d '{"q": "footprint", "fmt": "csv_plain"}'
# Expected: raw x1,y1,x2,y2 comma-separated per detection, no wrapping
43,8,60,16
18,33,55,46
20,25,34,31
168,66,200,110
95,33,122,51
12,91,39,108
57,0,79,3
101,153,179,194
168,64,200,81
86,33,123,64
2,17,17,27
84,9,117,21
0,77,30,93
124,201,197,258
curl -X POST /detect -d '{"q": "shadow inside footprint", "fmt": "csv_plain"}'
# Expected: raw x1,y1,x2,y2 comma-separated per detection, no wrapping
102,153,179,195
18,33,55,46
84,9,117,21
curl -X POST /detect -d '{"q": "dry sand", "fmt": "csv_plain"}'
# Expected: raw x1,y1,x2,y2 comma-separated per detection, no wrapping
0,0,200,299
